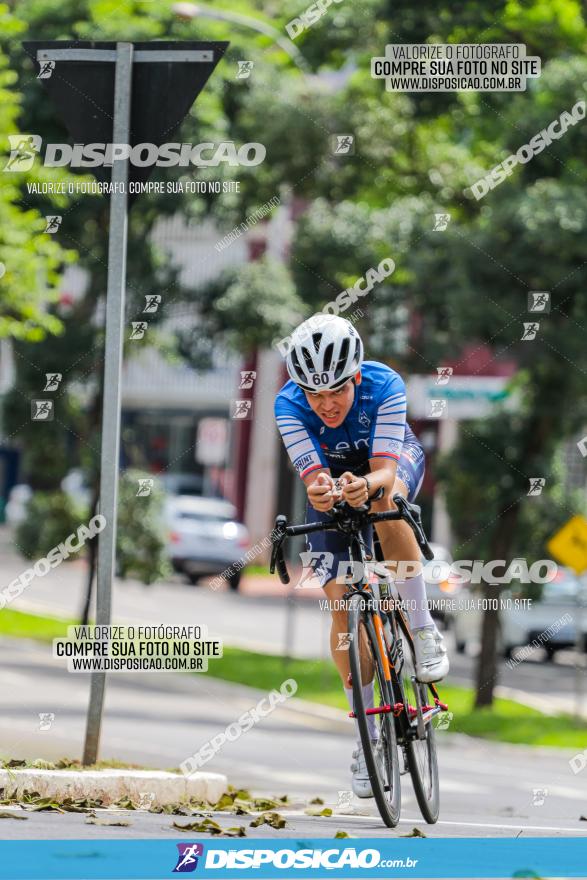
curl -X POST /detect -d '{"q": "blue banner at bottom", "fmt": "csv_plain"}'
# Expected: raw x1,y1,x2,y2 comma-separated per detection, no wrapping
0,838,586,879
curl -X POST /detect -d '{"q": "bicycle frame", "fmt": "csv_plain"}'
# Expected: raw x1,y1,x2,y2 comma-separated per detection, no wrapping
270,494,448,740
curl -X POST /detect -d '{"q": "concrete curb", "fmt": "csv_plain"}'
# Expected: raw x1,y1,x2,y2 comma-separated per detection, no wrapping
0,768,227,807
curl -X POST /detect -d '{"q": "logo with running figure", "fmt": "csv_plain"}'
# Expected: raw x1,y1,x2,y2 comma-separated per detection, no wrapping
358,410,370,429
4,134,42,172
173,843,204,872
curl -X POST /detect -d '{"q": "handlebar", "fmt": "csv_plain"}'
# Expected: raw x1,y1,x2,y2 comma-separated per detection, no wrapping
269,493,434,585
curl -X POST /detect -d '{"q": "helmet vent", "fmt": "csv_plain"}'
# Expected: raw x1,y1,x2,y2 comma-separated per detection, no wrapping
322,342,334,372
291,347,303,377
334,337,350,379
301,346,315,372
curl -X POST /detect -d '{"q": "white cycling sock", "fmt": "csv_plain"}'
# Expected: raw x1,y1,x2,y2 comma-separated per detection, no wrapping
345,683,379,742
394,572,435,630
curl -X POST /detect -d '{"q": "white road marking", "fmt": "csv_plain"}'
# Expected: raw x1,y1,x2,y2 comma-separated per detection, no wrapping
279,811,587,835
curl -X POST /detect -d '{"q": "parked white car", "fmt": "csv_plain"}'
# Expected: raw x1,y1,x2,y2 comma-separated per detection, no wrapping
448,567,587,660
422,543,462,627
166,495,249,590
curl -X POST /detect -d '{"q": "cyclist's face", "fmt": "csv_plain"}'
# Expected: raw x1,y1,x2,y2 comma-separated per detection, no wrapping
304,374,360,427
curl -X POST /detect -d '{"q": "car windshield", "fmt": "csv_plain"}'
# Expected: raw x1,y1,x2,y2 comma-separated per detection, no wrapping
161,474,204,495
177,511,233,523
540,570,582,603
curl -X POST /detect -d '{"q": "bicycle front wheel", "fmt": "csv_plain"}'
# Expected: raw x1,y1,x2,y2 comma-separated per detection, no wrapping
349,595,401,827
397,615,440,823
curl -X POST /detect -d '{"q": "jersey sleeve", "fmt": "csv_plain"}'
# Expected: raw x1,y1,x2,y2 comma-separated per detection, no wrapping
369,371,407,461
274,396,327,479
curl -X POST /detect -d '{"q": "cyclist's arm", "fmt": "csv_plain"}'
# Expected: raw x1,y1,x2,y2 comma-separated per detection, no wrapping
275,400,326,480
275,397,334,510
369,373,407,465
342,374,406,505
340,459,397,506
304,467,336,512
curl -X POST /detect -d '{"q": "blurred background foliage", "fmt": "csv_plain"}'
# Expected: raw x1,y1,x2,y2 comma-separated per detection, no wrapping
0,0,585,698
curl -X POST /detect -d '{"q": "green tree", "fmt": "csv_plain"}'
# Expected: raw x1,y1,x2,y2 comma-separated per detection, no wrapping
0,5,74,340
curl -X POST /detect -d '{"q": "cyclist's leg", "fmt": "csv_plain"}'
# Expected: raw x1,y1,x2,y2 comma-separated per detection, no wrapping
303,504,377,736
369,444,448,681
322,577,373,686
369,441,426,591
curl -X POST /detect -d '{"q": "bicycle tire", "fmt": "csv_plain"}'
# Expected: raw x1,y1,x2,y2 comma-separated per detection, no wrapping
348,594,401,827
396,614,440,823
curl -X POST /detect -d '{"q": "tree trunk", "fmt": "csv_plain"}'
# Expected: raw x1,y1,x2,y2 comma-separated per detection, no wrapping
473,412,554,708
78,333,105,625
474,503,519,708
80,530,96,624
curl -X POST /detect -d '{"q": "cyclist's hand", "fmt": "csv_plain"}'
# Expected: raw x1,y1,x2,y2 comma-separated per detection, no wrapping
307,473,335,512
340,471,369,508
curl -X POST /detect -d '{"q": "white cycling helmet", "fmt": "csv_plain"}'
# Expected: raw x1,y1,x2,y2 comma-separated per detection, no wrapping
285,314,363,392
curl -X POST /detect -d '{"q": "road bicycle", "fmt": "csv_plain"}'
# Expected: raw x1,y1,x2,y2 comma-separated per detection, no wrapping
270,493,449,827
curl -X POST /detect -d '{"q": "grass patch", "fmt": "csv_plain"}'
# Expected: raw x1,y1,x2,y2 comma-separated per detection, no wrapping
243,565,271,577
0,757,152,771
0,608,72,642
2,609,586,749
211,648,587,749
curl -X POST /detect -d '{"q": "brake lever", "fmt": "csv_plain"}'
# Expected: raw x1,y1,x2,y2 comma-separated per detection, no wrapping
269,515,290,584
392,494,435,561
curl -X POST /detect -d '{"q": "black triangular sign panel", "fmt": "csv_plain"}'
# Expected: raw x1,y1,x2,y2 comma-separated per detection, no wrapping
23,41,228,197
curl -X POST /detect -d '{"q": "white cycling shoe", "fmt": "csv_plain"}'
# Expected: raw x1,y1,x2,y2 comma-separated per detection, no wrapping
413,626,449,682
350,739,385,798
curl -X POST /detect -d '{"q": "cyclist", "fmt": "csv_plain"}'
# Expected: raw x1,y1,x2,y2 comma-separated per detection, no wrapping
274,314,449,797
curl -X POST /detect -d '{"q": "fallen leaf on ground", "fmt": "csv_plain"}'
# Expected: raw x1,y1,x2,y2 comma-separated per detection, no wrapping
304,807,332,817
173,818,246,837
0,811,28,820
30,760,56,770
252,798,281,811
115,798,137,810
26,798,65,813
401,827,426,838
86,818,132,826
226,826,247,837
249,812,286,830
173,819,222,834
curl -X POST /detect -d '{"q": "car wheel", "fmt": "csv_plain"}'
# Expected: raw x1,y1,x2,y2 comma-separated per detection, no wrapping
228,571,241,591
187,573,200,586
544,645,557,662
455,639,466,654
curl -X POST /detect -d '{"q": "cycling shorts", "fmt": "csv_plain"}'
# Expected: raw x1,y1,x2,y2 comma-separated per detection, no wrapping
303,441,425,588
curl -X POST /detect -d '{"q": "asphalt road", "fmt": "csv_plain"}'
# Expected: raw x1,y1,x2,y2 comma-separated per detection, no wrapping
2,533,586,839
7,540,586,719
1,638,586,840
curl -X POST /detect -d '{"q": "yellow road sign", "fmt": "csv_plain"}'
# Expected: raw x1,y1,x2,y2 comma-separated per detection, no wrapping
547,516,587,574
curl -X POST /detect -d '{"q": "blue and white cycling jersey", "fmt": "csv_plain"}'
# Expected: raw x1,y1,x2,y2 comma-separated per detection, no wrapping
274,361,419,479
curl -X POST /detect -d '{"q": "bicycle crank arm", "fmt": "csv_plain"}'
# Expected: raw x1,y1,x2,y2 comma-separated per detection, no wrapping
408,704,444,729
407,699,449,715
348,702,404,718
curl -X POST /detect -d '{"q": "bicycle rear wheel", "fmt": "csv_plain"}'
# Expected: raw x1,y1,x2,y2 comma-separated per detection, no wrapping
348,594,401,827
396,614,440,823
